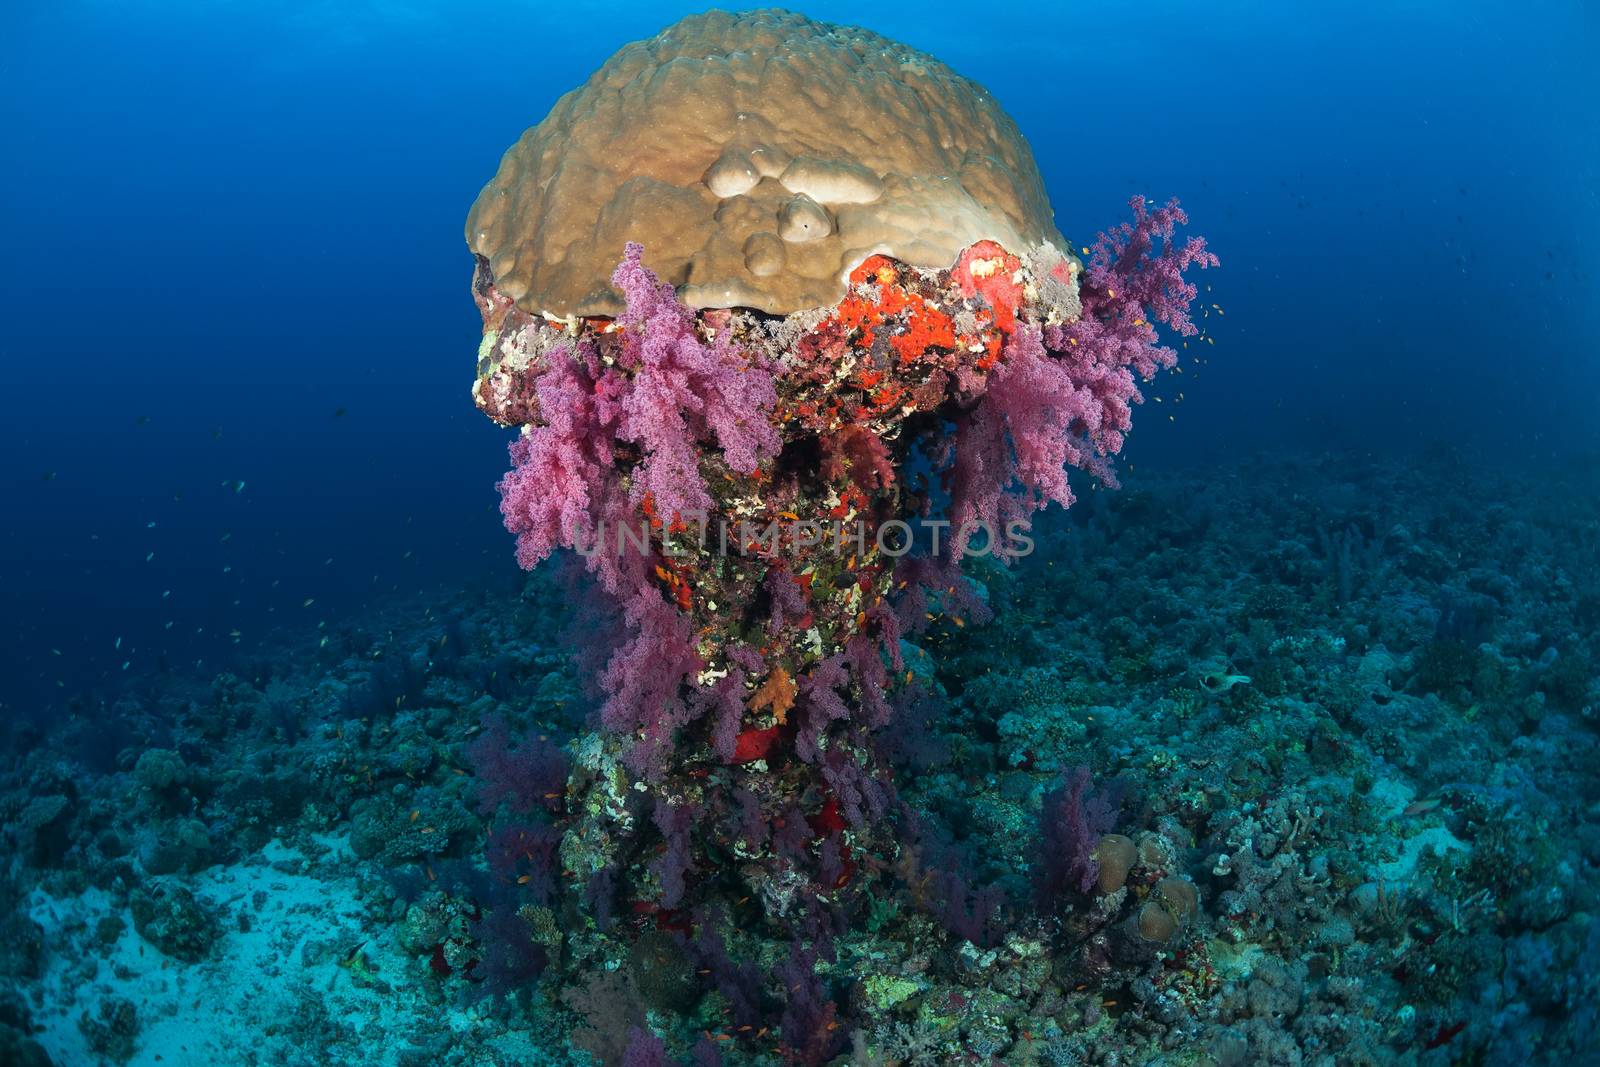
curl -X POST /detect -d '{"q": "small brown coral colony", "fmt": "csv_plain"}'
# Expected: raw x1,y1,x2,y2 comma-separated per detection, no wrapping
1094,834,1139,894
1137,876,1201,944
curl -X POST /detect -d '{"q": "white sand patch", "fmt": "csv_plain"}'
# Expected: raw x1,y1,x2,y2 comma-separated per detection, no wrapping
22,838,550,1066
1374,824,1469,885
1366,773,1415,817
1365,773,1468,885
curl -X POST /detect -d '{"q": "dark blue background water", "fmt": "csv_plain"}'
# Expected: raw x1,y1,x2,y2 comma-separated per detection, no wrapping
2,1,1595,716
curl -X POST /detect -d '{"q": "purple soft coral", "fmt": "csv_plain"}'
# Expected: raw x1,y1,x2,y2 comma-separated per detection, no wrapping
1036,765,1120,903
621,1028,675,1067
1084,196,1217,340
465,716,568,818
774,938,843,1066
947,324,1108,557
497,246,789,780
599,589,702,781
610,242,781,523
497,341,616,572
946,197,1216,559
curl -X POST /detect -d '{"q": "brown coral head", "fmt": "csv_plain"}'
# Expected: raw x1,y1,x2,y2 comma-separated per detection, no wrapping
465,8,1065,317
1136,831,1174,873
1154,875,1199,919
1135,877,1199,944
1136,901,1178,943
1093,834,1138,894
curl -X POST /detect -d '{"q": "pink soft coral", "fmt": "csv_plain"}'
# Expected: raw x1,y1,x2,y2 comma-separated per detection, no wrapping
610,242,781,523
498,246,790,779
947,197,1217,557
500,243,782,566
497,340,614,571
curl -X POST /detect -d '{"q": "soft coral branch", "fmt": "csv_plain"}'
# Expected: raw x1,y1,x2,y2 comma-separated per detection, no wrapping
611,242,781,523
946,196,1217,558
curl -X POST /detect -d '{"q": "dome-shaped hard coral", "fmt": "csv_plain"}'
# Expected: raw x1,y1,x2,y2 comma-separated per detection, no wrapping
1094,834,1138,894
466,8,1067,316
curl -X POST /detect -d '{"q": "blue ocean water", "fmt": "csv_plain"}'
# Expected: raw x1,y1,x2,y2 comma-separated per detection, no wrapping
2,0,1594,715
1,3,1598,1064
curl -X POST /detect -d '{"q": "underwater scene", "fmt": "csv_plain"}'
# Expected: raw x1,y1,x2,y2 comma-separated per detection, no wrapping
2,2,1598,1065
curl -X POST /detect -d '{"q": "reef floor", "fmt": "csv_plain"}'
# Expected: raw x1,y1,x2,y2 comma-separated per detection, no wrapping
2,447,1597,1066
